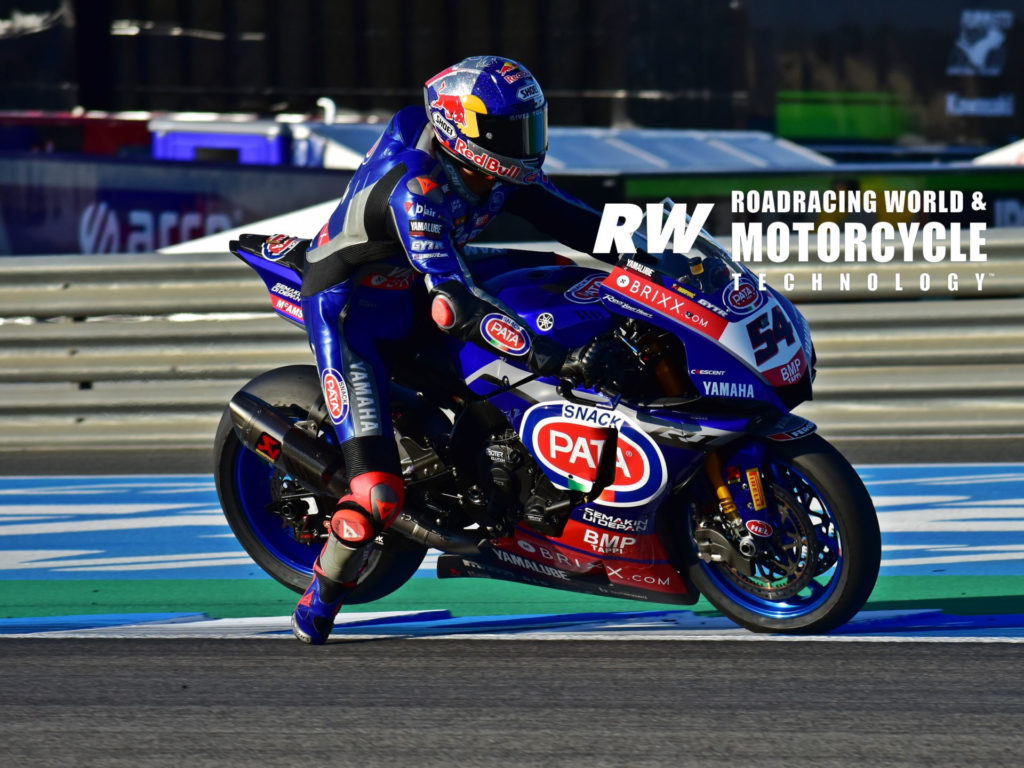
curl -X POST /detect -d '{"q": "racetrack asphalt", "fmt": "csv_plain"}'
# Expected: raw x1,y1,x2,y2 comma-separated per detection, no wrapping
2,638,1022,768
3,447,1023,766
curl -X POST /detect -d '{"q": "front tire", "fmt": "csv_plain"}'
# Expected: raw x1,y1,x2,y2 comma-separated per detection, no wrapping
213,365,427,602
686,434,880,634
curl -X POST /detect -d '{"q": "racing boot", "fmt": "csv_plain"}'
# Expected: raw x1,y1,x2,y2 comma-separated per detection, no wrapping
290,555,353,645
291,472,404,644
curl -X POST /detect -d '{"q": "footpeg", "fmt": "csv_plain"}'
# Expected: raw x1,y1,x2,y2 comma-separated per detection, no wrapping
522,496,572,537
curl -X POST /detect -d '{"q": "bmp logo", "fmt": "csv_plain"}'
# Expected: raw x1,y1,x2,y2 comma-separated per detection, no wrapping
582,529,637,555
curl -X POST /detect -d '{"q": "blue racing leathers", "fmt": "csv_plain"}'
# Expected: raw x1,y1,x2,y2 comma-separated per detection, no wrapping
301,105,609,485
293,106,610,640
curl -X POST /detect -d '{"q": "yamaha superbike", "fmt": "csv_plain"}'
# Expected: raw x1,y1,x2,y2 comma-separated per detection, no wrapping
214,201,880,634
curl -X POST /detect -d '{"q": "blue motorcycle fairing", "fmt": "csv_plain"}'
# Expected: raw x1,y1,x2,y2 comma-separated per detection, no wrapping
221,186,874,622
480,264,614,349
235,249,306,328
599,261,811,412
519,400,669,508
768,285,815,370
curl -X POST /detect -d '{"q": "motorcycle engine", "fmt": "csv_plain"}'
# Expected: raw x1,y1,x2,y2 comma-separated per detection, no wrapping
469,321,693,536
478,429,572,537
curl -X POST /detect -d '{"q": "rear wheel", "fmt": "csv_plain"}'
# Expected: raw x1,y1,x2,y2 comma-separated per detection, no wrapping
213,365,427,601
686,434,880,634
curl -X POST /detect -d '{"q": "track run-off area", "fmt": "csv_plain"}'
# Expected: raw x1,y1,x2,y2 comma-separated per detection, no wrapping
1,463,1022,642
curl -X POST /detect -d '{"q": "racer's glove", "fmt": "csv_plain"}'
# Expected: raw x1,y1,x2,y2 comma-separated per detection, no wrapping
556,344,588,386
528,335,569,378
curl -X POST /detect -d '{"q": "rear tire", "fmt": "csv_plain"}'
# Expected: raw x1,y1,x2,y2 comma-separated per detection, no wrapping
686,434,880,634
213,365,427,602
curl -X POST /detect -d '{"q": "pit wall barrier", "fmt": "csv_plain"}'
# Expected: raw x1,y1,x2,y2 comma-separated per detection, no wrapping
3,154,1024,256
0,228,1022,457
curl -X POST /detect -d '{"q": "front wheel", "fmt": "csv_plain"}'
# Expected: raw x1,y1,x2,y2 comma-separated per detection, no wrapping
213,365,427,602
686,434,880,634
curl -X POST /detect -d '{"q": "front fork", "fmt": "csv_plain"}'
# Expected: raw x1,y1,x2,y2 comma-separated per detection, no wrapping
695,443,772,573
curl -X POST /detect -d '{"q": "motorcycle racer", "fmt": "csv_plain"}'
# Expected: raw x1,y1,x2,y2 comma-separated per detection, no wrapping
292,55,613,644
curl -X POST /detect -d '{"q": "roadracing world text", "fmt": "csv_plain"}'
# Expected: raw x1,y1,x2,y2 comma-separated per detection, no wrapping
593,195,992,294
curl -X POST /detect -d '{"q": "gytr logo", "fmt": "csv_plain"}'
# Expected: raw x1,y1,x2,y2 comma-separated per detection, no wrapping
522,402,667,508
481,313,530,356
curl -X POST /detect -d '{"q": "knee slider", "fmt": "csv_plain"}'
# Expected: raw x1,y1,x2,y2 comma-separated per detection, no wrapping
329,502,377,546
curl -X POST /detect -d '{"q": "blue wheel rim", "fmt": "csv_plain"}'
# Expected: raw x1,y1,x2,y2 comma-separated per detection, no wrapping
233,446,317,578
696,461,843,620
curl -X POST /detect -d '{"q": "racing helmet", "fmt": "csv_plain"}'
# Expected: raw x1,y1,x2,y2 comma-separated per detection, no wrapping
424,56,547,184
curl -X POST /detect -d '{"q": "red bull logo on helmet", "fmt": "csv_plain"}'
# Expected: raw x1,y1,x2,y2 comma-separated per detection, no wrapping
521,403,667,508
453,139,522,181
497,60,528,83
430,92,466,126
431,87,467,127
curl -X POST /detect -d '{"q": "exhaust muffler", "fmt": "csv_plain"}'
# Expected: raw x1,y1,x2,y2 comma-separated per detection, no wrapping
229,390,349,497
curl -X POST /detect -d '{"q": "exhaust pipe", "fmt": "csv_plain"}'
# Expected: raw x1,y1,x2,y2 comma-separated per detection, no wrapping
229,390,349,497
392,512,486,555
229,390,483,555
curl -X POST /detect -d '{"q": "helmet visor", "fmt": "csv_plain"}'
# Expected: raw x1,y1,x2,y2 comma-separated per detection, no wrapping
476,107,548,160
